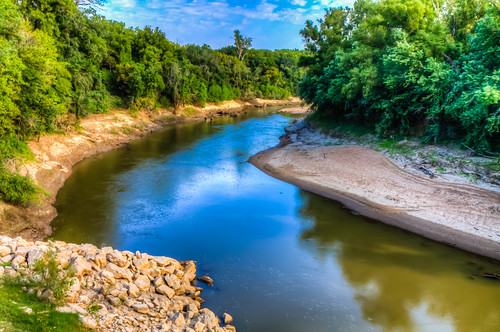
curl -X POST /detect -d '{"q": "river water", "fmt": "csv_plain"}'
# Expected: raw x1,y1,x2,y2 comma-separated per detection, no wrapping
52,108,500,332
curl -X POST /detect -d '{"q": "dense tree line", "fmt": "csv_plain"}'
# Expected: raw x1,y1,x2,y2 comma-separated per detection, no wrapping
299,0,500,152
0,0,304,205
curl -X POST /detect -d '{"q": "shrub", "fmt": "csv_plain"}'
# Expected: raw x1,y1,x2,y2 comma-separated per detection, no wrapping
0,168,44,206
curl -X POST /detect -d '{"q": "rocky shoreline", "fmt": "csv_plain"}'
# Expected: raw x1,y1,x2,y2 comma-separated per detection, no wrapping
0,97,300,241
0,235,234,331
249,119,500,261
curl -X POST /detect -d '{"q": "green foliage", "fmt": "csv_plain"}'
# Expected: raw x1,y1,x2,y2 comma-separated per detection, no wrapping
0,168,43,206
299,0,500,152
30,247,75,305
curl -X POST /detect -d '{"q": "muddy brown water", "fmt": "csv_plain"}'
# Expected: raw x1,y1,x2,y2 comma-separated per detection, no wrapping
52,108,500,332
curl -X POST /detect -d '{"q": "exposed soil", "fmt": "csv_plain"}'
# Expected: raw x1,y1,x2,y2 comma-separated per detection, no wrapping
0,98,300,241
249,120,500,260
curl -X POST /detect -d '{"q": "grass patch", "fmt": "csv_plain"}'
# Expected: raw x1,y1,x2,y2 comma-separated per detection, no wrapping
120,126,134,135
183,107,198,117
377,140,415,156
0,282,85,332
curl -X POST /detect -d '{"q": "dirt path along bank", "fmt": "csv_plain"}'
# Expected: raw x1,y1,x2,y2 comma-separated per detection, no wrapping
249,121,500,261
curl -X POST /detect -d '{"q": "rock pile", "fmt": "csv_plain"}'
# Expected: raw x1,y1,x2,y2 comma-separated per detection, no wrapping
0,236,235,331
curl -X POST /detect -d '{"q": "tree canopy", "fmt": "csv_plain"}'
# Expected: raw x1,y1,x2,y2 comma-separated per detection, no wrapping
299,0,500,152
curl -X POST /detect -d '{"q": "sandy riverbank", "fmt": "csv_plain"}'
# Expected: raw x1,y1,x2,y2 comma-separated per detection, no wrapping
0,97,300,240
249,120,500,260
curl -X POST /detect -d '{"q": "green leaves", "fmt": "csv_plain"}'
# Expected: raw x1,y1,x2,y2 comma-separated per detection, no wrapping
299,0,500,151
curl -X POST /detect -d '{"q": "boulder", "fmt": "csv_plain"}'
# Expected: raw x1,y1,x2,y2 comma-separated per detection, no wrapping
71,256,92,278
197,275,213,286
127,283,140,298
172,312,186,328
131,303,149,314
156,285,175,299
27,249,44,266
92,252,107,269
134,275,150,291
0,245,11,257
133,257,149,271
107,250,128,267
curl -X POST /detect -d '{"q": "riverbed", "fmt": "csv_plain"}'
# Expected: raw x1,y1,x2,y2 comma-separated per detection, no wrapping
52,108,500,332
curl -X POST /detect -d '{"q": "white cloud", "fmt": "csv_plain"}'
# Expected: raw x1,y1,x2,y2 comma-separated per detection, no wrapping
290,0,307,6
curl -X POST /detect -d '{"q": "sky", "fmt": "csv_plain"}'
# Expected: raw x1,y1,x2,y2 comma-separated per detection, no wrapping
101,0,355,50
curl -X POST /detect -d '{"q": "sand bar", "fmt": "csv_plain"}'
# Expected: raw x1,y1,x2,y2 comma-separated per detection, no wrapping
249,121,500,260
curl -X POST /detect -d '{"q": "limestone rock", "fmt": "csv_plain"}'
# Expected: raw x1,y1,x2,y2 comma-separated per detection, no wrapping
107,250,128,267
223,313,233,324
27,249,44,266
156,285,175,299
172,312,186,328
92,252,107,269
128,283,140,298
132,303,149,314
134,274,151,291
71,256,92,278
0,245,12,257
197,275,214,286
133,257,149,270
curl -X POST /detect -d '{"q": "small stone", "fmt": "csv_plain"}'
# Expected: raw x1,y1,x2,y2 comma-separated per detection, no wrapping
14,246,30,258
131,303,149,314
153,277,165,288
107,296,121,306
197,275,213,286
172,312,186,328
1,255,13,263
128,283,140,298
133,257,149,270
107,250,128,267
92,252,107,269
156,285,175,299
193,321,206,332
71,256,92,278
183,262,196,275
101,270,116,285
27,249,44,266
225,325,236,332
223,313,233,324
186,303,198,314
11,255,25,269
82,316,98,329
0,246,12,257
134,274,150,291
103,263,133,282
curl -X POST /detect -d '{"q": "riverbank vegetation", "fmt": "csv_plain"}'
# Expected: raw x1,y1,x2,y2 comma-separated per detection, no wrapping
0,0,305,205
299,0,500,153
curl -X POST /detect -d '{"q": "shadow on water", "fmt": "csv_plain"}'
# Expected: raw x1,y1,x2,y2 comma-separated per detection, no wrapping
297,190,500,332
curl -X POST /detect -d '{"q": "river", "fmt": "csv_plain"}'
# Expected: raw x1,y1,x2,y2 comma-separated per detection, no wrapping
52,108,500,332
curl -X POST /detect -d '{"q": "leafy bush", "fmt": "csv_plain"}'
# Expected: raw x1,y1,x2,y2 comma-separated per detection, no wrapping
0,168,43,206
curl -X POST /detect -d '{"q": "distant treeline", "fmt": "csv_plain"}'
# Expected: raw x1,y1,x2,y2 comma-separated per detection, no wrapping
299,0,500,152
0,0,305,157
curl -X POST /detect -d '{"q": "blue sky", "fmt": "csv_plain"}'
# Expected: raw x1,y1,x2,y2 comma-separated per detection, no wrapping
101,0,355,50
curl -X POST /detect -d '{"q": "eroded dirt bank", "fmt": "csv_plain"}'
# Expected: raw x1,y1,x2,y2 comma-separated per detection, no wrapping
249,120,500,260
0,98,299,240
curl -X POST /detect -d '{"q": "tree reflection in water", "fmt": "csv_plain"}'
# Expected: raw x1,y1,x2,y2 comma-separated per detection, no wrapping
297,190,500,332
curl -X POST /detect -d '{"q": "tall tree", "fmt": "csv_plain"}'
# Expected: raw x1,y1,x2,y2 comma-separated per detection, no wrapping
233,30,252,61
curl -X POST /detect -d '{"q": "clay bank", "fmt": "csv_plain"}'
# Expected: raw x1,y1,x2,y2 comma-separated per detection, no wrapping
249,120,500,261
